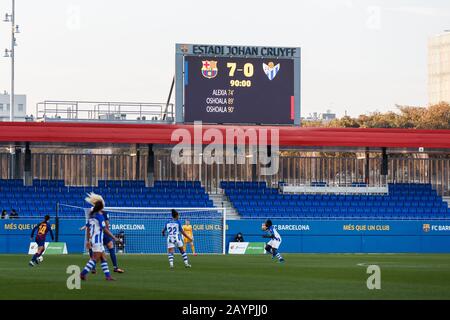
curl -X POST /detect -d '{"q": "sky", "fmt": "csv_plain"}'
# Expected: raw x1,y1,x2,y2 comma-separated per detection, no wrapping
0,0,449,118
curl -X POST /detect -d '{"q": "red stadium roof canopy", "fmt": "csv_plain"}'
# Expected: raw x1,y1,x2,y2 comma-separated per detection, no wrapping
1,122,450,149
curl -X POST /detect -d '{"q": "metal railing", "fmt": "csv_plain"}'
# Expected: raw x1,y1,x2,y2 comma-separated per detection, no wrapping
35,100,175,123
1,151,450,196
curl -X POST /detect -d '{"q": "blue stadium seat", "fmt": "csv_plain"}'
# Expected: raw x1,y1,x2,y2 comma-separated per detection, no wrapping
224,182,448,219
1,180,446,221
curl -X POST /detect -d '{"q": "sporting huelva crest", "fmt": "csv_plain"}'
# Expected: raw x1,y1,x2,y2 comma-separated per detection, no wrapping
201,60,218,79
263,62,280,80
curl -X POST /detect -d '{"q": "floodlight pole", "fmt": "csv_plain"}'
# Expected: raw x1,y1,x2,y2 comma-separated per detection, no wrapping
3,0,17,121
10,0,15,122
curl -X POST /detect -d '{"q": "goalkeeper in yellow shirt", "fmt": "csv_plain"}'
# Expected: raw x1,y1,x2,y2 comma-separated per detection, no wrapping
182,219,197,256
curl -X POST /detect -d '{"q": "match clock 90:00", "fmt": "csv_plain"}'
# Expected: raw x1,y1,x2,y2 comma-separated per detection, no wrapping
230,79,252,87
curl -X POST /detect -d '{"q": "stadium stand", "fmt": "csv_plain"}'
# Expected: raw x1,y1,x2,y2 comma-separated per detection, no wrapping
221,181,450,219
1,179,449,219
0,179,213,217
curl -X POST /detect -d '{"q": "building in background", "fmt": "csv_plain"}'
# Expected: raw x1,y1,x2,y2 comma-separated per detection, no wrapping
0,91,27,121
428,31,450,105
301,110,336,122
320,110,336,122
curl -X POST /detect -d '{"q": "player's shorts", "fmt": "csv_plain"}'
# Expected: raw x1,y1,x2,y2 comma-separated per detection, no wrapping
267,239,282,249
167,237,184,249
103,234,113,245
35,238,45,247
91,242,105,253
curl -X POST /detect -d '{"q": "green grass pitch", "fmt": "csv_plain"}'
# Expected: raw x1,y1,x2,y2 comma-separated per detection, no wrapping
1,254,450,299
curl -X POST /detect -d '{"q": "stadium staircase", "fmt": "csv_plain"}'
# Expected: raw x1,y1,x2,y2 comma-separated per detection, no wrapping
208,191,240,220
444,196,450,209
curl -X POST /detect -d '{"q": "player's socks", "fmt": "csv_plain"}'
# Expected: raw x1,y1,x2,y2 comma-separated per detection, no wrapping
88,249,96,272
101,261,111,278
272,249,284,262
271,249,277,259
81,259,96,276
181,252,190,266
275,252,284,262
108,247,118,269
31,253,39,263
168,253,174,267
191,244,196,255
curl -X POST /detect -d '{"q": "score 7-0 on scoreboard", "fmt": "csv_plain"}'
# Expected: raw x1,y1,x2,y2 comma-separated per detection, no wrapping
175,44,301,125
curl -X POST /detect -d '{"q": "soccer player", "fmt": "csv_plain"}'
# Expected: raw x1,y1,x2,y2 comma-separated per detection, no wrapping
262,219,285,263
101,210,125,273
79,224,98,274
29,215,54,267
80,193,119,281
162,209,192,269
182,219,197,256
80,194,125,274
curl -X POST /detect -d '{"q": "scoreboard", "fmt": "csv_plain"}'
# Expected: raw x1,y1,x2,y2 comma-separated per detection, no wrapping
175,44,301,125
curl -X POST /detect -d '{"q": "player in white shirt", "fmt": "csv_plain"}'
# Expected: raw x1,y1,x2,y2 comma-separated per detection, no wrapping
162,209,193,269
262,219,285,263
80,193,120,281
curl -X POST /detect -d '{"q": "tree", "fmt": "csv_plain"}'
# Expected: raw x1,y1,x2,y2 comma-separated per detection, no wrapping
301,102,450,130
418,102,450,129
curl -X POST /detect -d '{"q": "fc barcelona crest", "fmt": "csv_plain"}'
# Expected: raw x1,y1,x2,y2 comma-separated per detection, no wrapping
423,224,430,233
201,60,218,79
180,44,189,53
263,62,280,80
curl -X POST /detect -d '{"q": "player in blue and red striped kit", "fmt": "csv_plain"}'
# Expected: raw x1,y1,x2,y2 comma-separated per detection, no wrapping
29,215,54,267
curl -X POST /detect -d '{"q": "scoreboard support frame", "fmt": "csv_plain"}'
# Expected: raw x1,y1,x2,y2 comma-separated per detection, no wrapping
175,43,301,126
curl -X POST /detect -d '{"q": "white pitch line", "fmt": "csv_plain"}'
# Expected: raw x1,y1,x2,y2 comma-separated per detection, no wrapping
357,262,370,267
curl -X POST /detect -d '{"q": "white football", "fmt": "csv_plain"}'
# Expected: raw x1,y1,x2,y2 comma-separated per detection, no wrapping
37,256,44,263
